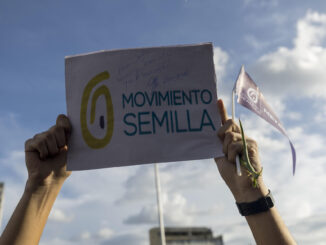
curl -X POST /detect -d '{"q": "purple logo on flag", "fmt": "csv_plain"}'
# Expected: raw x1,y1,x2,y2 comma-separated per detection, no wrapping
234,66,296,174
247,88,259,104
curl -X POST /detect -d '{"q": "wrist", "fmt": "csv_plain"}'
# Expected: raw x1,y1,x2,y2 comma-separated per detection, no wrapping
232,181,269,203
25,176,65,194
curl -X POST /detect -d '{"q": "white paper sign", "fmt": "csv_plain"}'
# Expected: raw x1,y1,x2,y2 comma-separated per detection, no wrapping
65,43,223,170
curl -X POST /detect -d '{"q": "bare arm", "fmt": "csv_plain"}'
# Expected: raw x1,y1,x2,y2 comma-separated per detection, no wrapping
0,115,71,245
215,99,296,245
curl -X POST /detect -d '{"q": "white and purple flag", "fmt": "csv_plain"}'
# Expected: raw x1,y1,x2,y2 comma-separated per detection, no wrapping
234,66,296,174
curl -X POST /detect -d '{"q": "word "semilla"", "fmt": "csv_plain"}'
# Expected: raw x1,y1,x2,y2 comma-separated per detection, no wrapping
123,109,215,136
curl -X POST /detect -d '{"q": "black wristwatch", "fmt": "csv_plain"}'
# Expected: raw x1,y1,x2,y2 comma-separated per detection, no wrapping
236,190,274,216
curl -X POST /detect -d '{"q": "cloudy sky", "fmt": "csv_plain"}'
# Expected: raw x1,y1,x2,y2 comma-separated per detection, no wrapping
1,0,326,244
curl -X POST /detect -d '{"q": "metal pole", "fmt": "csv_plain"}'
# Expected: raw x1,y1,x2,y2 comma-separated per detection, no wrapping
154,164,166,245
0,182,4,231
232,90,242,177
232,90,236,121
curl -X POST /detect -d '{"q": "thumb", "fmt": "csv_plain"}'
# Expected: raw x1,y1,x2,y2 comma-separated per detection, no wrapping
56,114,72,142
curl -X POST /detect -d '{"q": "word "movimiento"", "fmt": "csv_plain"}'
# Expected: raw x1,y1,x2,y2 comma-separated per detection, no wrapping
122,89,213,108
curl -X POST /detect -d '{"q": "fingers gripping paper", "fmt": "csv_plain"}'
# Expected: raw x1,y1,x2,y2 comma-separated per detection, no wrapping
65,43,223,170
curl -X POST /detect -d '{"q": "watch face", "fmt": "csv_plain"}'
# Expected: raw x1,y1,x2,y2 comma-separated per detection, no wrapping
266,196,274,208
269,191,275,203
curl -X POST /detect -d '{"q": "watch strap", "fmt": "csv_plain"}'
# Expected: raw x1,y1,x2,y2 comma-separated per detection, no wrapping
236,190,274,216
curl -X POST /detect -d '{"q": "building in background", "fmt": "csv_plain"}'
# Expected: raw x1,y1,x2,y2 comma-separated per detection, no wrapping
149,227,223,245
0,182,4,229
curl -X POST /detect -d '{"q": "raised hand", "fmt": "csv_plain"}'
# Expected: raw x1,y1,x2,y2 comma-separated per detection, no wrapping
214,99,267,202
24,114,72,190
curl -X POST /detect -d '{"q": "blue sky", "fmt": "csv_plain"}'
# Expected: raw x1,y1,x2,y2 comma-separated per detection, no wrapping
1,0,326,244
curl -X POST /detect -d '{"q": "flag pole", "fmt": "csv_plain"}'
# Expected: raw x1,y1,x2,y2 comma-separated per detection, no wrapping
233,88,242,177
154,164,166,245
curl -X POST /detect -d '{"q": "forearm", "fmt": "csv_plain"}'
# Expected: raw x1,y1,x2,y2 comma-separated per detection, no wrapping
233,183,297,245
0,180,64,245
245,207,296,245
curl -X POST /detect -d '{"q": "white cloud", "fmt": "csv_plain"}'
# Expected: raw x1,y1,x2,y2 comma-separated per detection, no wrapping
80,231,91,240
76,227,114,241
97,228,114,239
314,103,326,124
243,0,278,8
39,238,76,245
124,205,157,225
124,192,194,226
250,10,326,99
62,229,146,245
115,165,156,205
0,150,26,180
100,233,147,245
162,192,194,225
213,47,229,84
244,34,269,50
285,111,302,121
49,208,74,223
213,46,232,107
64,227,115,245
216,220,254,245
0,114,31,154
290,214,326,245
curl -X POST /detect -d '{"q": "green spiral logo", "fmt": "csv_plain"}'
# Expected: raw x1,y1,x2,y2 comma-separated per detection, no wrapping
80,71,114,149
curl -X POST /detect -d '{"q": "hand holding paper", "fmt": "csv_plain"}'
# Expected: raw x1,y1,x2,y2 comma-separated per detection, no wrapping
24,114,72,190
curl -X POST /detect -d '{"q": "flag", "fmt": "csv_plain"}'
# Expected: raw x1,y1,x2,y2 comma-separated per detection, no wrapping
234,66,296,174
